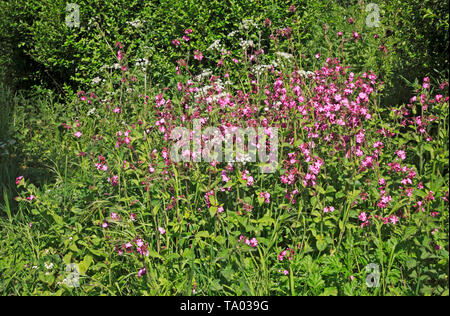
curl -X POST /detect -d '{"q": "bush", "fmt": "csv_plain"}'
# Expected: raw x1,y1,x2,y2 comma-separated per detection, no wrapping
1,0,448,107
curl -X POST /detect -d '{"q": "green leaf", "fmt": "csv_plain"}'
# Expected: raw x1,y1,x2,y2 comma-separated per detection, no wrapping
215,235,226,245
196,231,210,238
316,236,328,252
209,195,218,206
182,248,195,260
78,255,93,275
149,250,163,259
63,253,72,265
321,287,338,296
209,206,218,217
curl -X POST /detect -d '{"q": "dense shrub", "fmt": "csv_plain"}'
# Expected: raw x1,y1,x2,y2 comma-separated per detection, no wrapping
1,0,448,106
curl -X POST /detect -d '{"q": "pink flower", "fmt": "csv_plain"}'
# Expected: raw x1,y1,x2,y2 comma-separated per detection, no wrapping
111,212,119,220
249,238,258,247
389,215,399,225
130,213,136,221
102,222,108,229
15,176,24,186
377,195,392,209
26,195,35,201
194,50,203,61
260,192,271,203
74,131,82,138
107,175,119,186
221,170,230,183
396,150,406,160
138,268,146,277
373,141,383,148
278,250,287,261
158,227,166,235
323,206,335,213
136,239,144,248
358,212,367,222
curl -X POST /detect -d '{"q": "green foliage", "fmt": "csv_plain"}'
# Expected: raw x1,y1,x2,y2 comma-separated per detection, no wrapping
1,0,448,107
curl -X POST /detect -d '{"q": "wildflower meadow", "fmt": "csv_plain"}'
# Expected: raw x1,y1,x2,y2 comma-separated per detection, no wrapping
0,0,448,297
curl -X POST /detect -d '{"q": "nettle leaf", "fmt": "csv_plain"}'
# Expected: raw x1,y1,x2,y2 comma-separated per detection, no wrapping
182,248,195,260
209,195,218,206
149,250,163,260
209,206,218,217
215,235,226,245
196,231,210,238
257,216,275,227
78,255,93,275
320,287,338,296
63,253,72,265
316,236,328,252
336,192,346,199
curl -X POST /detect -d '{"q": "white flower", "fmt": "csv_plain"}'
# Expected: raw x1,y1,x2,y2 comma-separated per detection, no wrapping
296,70,314,78
87,108,97,116
239,19,259,30
275,52,294,60
126,19,144,28
239,39,254,50
194,69,213,82
135,58,149,67
207,40,222,52
91,77,102,84
44,262,54,270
